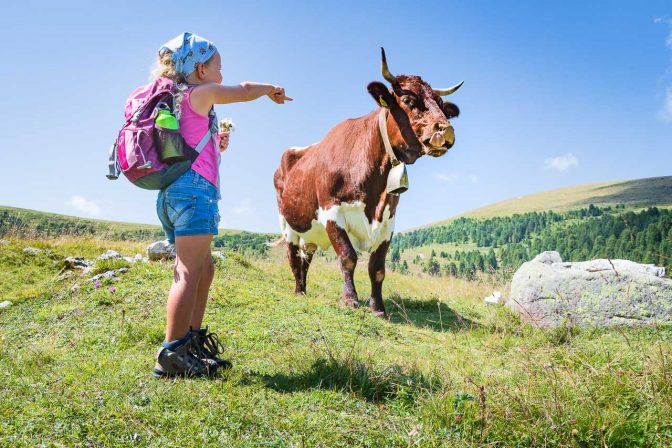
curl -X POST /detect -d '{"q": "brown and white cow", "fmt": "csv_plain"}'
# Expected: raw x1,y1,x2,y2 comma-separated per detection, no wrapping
274,48,462,317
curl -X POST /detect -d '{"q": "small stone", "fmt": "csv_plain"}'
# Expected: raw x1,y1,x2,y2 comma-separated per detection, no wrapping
98,250,121,260
71,284,80,291
55,271,74,281
116,267,129,274
64,257,91,270
0,300,12,309
0,239,9,246
91,271,116,282
147,240,175,261
212,251,226,260
484,291,502,304
23,247,41,254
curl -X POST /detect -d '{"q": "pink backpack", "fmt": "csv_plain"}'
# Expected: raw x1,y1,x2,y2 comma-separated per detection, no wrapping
107,77,216,189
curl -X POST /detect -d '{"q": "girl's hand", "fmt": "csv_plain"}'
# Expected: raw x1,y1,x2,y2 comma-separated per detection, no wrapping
219,131,230,152
267,86,293,104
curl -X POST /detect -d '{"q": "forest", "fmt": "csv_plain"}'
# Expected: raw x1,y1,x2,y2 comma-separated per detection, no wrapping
389,205,672,279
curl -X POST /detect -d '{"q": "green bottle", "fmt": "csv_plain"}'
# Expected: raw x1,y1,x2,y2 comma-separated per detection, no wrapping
155,109,185,162
155,109,179,130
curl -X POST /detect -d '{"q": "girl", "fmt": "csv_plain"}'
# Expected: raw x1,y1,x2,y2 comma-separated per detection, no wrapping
152,32,291,378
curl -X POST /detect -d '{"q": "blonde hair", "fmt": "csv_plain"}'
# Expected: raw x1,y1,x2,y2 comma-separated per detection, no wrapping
150,50,217,83
151,50,186,83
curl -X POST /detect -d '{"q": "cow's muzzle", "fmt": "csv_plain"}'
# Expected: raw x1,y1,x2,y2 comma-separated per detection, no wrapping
422,126,455,157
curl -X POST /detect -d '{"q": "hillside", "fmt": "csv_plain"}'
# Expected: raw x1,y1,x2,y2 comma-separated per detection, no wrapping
0,205,278,244
428,176,672,227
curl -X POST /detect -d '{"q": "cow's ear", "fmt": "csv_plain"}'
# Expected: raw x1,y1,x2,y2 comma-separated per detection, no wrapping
367,82,395,108
442,102,460,119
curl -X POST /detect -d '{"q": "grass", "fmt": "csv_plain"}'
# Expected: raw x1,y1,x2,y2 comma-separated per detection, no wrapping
1,236,671,446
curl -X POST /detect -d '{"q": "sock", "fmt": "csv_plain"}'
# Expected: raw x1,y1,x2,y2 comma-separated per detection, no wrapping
162,333,190,351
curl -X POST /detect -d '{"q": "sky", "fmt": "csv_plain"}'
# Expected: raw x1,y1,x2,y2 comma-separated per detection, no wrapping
0,0,671,233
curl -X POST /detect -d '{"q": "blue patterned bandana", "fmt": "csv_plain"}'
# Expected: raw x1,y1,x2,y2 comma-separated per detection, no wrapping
159,32,217,77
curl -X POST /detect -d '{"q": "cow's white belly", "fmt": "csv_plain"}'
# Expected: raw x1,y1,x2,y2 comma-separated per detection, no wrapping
279,201,395,253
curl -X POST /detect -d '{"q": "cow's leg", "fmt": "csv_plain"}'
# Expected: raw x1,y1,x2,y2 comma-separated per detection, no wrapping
287,242,305,294
299,243,317,295
368,240,390,318
325,221,359,308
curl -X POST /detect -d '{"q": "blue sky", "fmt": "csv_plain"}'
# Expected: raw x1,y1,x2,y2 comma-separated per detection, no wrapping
1,0,670,232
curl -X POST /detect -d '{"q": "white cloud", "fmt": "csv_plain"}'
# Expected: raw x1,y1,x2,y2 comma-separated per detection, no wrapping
66,195,101,216
232,198,255,215
434,172,460,182
544,153,578,172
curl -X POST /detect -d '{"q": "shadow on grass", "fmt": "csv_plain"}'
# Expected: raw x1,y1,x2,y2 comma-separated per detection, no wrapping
252,356,442,403
384,294,478,332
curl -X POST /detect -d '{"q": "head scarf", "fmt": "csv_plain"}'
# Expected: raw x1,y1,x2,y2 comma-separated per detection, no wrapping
159,32,217,77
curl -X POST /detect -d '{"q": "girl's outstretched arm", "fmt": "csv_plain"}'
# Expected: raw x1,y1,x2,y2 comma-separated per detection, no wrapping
190,82,292,114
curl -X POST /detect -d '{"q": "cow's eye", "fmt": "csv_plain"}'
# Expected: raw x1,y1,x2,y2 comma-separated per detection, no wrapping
402,96,415,107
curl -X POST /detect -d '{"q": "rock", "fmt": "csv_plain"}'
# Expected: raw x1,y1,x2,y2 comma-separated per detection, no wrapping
71,284,80,291
55,271,74,282
91,270,117,282
212,251,226,260
533,251,562,264
147,240,175,261
556,259,665,278
507,252,672,328
484,291,502,304
90,267,130,283
0,239,9,246
23,247,41,254
98,250,121,260
64,257,92,270
0,300,12,309
122,253,145,264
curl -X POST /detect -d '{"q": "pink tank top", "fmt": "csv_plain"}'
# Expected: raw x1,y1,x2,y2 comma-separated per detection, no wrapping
179,88,220,187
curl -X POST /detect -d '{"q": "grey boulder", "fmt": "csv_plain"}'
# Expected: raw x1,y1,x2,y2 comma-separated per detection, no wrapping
507,251,672,328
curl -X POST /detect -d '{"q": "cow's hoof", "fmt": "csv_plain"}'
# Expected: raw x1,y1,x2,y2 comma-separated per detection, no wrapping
294,290,306,296
371,310,388,319
339,298,359,309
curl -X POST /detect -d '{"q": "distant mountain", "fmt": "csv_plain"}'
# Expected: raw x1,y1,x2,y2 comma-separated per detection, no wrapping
426,176,672,227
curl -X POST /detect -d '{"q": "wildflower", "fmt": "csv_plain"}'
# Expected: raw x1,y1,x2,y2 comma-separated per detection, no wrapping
94,279,101,289
108,287,117,293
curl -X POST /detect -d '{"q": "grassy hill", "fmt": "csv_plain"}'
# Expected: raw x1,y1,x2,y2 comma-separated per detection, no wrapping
0,205,276,243
1,236,671,446
428,176,672,227
0,205,165,241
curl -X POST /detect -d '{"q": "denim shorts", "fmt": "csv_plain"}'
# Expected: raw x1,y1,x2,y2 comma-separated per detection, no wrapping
156,169,220,244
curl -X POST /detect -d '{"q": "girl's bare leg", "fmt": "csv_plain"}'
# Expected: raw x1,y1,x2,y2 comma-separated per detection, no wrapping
190,248,215,331
165,234,213,342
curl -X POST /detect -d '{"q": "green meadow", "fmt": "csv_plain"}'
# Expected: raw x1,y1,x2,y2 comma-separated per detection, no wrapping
1,236,670,447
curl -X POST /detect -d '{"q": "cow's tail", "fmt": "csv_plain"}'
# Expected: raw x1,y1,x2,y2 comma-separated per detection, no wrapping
267,236,287,248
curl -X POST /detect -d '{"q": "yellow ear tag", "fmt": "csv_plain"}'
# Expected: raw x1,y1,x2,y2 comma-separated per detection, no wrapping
379,95,388,108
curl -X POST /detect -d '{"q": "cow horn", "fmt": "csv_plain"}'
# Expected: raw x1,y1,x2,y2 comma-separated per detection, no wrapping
433,80,464,96
380,47,399,86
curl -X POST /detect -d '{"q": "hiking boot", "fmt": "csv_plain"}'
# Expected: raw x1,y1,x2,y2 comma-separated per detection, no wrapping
196,327,233,370
153,335,218,378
